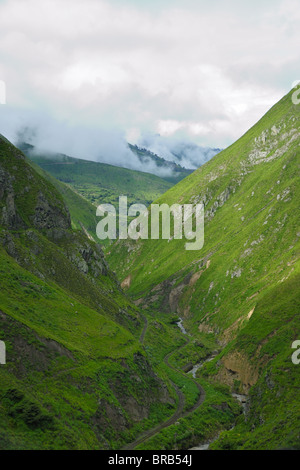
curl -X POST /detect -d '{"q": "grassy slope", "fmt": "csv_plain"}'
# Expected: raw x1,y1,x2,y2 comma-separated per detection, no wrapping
0,248,139,449
24,149,173,208
107,88,300,449
209,272,300,449
0,135,174,449
134,312,240,450
28,158,98,241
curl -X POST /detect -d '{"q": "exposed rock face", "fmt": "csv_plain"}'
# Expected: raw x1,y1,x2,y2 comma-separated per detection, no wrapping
249,124,300,165
0,137,70,233
215,352,260,393
121,274,132,289
66,238,109,277
90,351,174,444
33,191,70,231
2,191,22,229
0,136,109,282
0,135,175,448
133,254,213,314
0,167,25,229
169,283,187,312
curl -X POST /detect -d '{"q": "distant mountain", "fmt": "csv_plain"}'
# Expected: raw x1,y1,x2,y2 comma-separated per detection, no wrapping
19,143,173,210
169,142,222,168
129,137,222,177
128,143,193,183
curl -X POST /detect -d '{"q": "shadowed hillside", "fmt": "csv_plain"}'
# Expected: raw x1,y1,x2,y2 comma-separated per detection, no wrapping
0,135,174,449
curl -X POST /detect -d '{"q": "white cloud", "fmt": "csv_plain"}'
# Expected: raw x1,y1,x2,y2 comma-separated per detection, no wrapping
0,0,299,161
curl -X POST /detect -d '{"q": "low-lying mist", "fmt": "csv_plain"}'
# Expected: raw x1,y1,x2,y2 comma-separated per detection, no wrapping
0,106,219,178
137,133,221,170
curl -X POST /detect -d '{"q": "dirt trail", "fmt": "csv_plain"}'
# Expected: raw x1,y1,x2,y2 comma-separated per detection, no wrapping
164,343,206,416
139,315,148,344
122,316,206,450
122,383,185,450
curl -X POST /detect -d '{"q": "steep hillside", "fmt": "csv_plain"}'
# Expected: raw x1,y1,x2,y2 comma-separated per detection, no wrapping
20,144,173,209
0,135,173,449
128,144,193,183
107,87,300,449
27,157,98,241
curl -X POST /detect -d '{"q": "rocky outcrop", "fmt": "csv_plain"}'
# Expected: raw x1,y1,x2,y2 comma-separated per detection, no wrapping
121,274,132,289
0,137,110,283
33,191,70,231
0,167,26,229
215,352,260,393
0,138,70,233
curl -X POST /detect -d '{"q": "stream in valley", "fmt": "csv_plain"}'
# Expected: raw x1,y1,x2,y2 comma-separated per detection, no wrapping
176,317,191,336
176,317,248,450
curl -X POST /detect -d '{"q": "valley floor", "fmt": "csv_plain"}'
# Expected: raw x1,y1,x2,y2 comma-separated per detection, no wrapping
123,312,241,450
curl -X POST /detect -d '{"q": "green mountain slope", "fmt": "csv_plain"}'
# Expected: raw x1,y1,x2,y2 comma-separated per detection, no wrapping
107,87,300,449
20,144,173,209
0,135,174,449
27,157,98,241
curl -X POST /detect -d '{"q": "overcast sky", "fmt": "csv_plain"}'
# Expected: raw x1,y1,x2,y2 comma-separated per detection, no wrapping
0,0,299,166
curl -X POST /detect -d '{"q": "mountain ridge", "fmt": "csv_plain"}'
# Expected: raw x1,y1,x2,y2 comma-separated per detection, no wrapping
18,142,174,210
107,87,300,449
0,134,176,449
128,143,194,183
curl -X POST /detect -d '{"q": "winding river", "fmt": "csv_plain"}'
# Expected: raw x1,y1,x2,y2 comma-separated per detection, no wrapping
176,317,248,450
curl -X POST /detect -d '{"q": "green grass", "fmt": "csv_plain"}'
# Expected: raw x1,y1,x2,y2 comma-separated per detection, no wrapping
107,87,300,449
0,239,176,449
0,250,138,357
0,135,176,449
28,158,98,241
120,310,241,450
207,271,300,450
1,87,299,450
135,379,241,450
21,146,173,209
